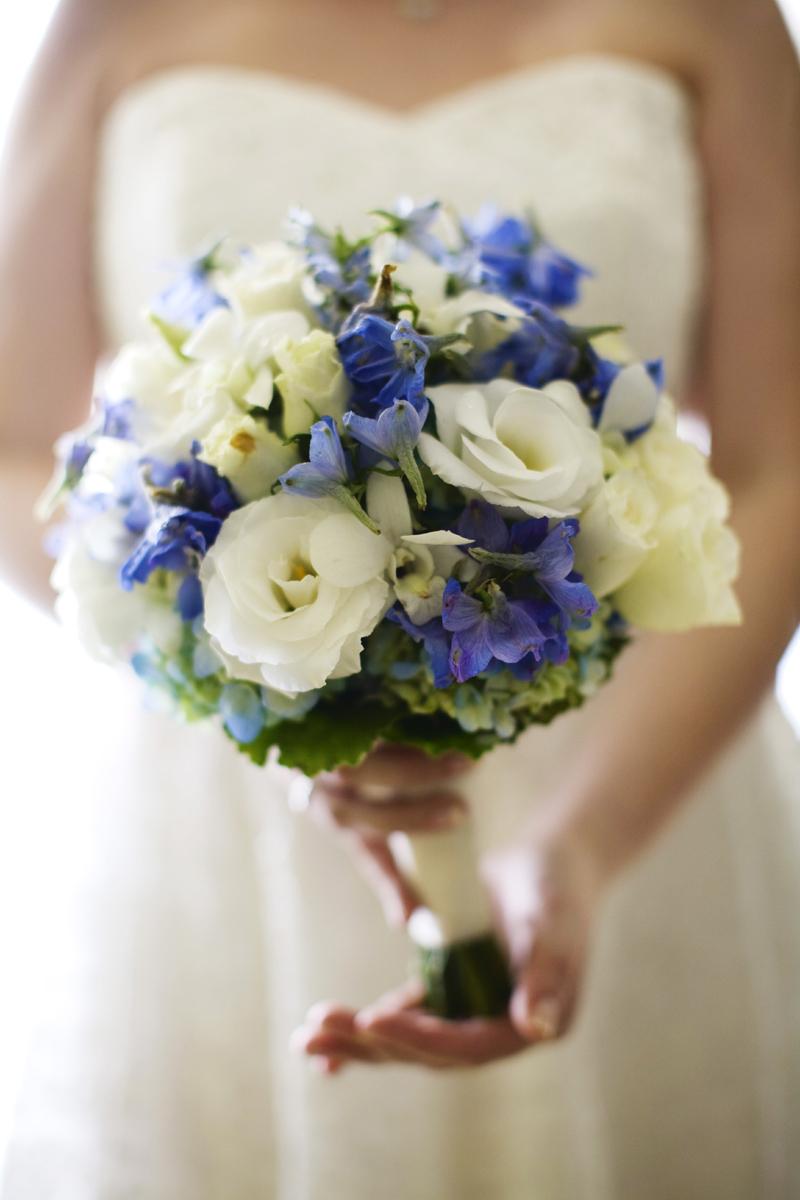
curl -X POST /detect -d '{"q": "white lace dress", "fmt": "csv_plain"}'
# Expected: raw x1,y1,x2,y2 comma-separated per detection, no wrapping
3,55,800,1200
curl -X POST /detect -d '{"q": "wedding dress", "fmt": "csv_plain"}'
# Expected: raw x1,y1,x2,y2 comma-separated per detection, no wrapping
3,55,800,1200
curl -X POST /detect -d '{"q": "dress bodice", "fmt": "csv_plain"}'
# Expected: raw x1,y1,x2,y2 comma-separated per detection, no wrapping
93,55,704,392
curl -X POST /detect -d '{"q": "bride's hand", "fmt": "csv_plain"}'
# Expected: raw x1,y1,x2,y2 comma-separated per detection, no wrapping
293,825,608,1072
299,744,474,925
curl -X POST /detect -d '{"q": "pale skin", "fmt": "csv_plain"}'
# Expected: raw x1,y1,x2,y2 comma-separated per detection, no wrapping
1,0,798,1071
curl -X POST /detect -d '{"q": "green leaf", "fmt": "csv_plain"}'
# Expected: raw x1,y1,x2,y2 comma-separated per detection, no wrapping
147,312,190,360
231,698,403,775
384,714,500,761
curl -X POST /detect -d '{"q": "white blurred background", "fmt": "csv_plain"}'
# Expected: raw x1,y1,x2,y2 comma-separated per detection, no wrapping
0,0,798,1174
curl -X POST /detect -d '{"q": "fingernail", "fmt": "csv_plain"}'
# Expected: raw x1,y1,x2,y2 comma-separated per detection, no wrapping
525,996,560,1040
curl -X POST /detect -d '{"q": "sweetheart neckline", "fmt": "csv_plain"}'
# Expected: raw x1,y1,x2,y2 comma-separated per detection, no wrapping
101,51,695,136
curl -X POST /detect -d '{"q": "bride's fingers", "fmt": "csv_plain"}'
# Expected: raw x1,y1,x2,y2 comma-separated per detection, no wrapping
356,1007,527,1067
508,937,574,1042
299,1028,389,1064
346,832,422,925
311,781,468,835
330,745,472,793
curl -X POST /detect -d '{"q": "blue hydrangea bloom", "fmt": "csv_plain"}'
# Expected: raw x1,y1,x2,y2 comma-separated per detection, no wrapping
176,574,204,621
336,315,432,413
220,683,266,744
459,206,590,309
388,604,453,689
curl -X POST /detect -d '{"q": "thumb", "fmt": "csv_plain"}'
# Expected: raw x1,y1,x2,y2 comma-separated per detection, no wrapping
509,937,566,1043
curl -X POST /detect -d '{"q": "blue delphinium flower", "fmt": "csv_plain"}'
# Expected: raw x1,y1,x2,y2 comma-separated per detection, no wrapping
220,683,266,744
372,197,447,262
100,398,136,441
120,504,223,590
506,518,598,623
343,398,427,507
586,356,665,441
288,208,372,327
121,449,238,592
280,416,351,498
449,500,598,681
459,206,590,309
152,249,229,330
279,417,379,532
470,302,581,388
63,438,93,489
145,448,238,521
336,315,432,413
442,578,548,683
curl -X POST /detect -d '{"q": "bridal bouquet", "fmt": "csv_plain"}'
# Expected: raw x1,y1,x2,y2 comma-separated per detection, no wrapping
45,199,740,1017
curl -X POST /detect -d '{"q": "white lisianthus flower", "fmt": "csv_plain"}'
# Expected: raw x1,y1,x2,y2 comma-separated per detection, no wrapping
419,378,604,518
424,290,526,338
200,493,393,693
274,330,350,437
366,473,473,624
573,469,659,597
196,412,298,503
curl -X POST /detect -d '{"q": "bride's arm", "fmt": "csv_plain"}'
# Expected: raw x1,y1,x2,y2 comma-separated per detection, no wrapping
0,1,108,607
298,0,800,1071
549,0,800,876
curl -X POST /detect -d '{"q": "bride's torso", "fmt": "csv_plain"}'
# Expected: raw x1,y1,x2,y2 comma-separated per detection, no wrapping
91,53,708,836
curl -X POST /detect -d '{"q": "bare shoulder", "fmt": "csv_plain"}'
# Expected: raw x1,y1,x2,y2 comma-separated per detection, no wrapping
607,0,798,85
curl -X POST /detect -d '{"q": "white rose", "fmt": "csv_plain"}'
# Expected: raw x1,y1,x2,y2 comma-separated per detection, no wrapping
101,340,185,414
419,378,604,518
613,493,741,631
274,330,350,437
183,305,308,372
225,241,313,318
196,411,298,503
200,492,393,693
130,305,310,460
573,469,659,597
